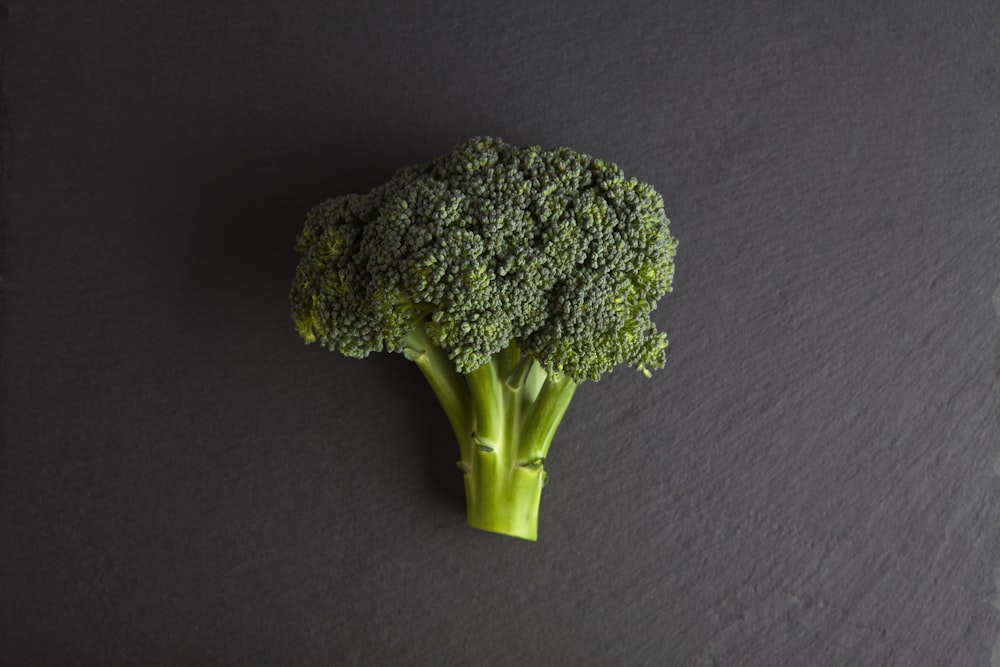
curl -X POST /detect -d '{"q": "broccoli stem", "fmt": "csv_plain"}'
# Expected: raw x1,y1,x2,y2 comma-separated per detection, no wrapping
405,324,473,463
518,375,577,462
409,332,578,541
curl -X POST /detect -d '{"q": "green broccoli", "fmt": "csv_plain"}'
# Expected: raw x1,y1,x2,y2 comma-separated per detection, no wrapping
291,137,677,541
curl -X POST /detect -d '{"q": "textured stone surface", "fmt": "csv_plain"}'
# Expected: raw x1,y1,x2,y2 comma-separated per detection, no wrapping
2,1,999,665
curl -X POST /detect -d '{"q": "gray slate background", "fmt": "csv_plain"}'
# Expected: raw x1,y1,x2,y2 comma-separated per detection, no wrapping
3,1,1000,665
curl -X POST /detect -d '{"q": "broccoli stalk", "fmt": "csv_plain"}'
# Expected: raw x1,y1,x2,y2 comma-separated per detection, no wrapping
291,137,677,541
406,322,575,539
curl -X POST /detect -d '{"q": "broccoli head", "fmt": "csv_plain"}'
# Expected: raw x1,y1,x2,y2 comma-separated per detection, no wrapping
291,137,677,540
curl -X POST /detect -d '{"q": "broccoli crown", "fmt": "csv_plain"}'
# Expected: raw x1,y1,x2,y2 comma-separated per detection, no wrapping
291,137,677,382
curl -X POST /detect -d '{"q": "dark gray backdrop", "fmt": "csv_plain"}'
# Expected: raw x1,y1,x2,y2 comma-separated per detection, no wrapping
3,1,999,665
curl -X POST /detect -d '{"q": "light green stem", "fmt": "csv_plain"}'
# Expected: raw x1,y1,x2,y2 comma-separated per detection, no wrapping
405,324,473,462
518,376,578,462
405,335,579,541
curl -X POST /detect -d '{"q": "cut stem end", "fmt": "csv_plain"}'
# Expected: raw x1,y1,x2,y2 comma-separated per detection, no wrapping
465,466,544,541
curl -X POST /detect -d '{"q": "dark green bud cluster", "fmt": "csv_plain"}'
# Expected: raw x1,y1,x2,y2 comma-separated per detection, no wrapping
291,136,677,382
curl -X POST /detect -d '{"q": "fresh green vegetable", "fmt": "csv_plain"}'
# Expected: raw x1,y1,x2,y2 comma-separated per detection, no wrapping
291,137,677,540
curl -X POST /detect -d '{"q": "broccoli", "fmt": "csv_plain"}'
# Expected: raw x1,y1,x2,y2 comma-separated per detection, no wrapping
290,137,677,541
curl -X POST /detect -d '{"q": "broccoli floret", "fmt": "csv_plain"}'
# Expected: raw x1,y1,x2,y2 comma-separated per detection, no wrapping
291,137,677,540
